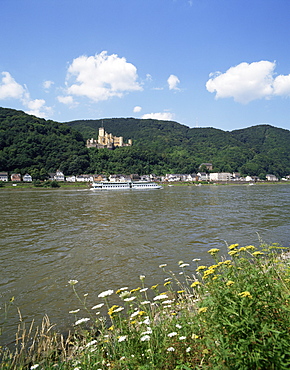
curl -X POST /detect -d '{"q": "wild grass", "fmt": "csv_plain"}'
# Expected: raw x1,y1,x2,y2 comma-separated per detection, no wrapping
1,242,290,369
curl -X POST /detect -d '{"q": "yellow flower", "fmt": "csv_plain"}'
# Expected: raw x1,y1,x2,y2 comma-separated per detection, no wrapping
252,251,264,256
223,260,232,265
245,245,256,250
192,334,199,339
228,250,239,256
203,269,215,277
196,265,207,272
108,325,114,331
226,280,234,286
198,307,208,314
190,281,200,288
238,291,253,298
207,248,220,255
177,290,185,294
228,243,239,250
151,284,158,289
130,320,137,325
130,287,141,293
164,281,171,286
239,247,246,252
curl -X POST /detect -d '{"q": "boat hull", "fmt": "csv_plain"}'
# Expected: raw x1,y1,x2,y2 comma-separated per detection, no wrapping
90,181,162,190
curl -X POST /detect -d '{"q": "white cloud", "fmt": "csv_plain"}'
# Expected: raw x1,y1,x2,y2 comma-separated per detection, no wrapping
0,72,26,99
141,112,174,121
0,71,52,118
273,74,290,96
57,95,77,106
65,51,142,102
167,74,180,90
43,80,54,90
206,61,275,103
133,105,142,113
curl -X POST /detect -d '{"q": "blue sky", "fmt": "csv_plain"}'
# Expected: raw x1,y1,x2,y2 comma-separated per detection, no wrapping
1,0,290,131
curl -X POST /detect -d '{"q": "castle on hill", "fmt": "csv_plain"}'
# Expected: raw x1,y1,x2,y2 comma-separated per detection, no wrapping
86,127,132,149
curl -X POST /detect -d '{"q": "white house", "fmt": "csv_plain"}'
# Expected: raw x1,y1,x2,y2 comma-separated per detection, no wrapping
23,173,32,182
197,172,209,181
266,174,278,181
0,172,8,181
209,173,232,182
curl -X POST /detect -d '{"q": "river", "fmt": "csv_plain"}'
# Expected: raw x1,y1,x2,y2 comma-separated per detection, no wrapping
1,184,289,345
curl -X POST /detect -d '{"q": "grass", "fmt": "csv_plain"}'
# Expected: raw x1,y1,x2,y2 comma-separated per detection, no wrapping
1,242,290,369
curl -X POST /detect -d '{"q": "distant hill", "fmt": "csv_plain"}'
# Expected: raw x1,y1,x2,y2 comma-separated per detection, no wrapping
0,107,289,178
0,107,90,178
66,117,290,177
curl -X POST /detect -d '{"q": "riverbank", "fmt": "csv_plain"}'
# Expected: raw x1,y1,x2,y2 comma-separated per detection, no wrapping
1,243,289,370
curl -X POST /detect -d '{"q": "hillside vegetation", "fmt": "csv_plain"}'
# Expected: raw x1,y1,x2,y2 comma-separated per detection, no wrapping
0,107,290,178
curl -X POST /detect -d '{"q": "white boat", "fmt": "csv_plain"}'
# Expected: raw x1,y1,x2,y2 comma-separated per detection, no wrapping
90,181,162,190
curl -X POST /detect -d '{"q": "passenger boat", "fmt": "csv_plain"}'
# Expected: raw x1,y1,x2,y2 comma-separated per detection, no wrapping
90,181,162,190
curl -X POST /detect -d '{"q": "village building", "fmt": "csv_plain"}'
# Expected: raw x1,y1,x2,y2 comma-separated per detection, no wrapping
209,172,232,182
11,173,21,181
23,173,32,182
0,172,8,181
86,127,132,149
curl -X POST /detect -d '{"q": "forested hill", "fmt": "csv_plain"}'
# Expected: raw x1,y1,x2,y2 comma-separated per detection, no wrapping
67,117,290,177
0,107,90,178
0,107,290,178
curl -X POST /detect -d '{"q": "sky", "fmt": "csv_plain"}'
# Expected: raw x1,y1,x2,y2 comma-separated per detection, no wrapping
1,0,290,131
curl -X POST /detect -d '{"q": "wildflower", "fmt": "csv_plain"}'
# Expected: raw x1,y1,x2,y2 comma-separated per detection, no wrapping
252,251,264,256
92,303,104,310
113,306,124,313
198,307,208,314
108,325,114,331
98,289,114,298
153,294,168,301
192,334,199,339
119,291,131,298
75,318,90,325
186,346,191,352
176,324,182,329
223,260,232,265
196,266,207,272
162,299,174,305
203,269,215,277
116,287,128,294
130,310,141,318
167,347,175,352
178,260,184,265
238,291,253,298
179,336,187,340
130,287,141,293
141,327,152,335
168,332,177,337
228,243,239,249
164,281,171,286
123,296,136,302
68,279,78,285
69,309,80,314
159,264,167,268
192,258,201,262
141,300,151,305
142,317,150,325
208,248,220,255
118,335,128,342
228,250,239,256
140,288,148,292
191,281,200,288
140,275,146,280
239,247,247,252
30,365,40,370
245,245,256,250
140,335,151,342
226,280,235,286
179,263,190,268
86,340,97,347
151,284,159,289
177,290,185,293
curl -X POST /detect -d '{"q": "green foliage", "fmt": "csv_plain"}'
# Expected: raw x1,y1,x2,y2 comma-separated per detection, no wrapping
0,107,90,175
68,118,290,177
1,243,289,369
1,107,290,177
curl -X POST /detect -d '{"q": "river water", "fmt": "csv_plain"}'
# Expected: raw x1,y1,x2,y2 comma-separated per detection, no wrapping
1,184,289,344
